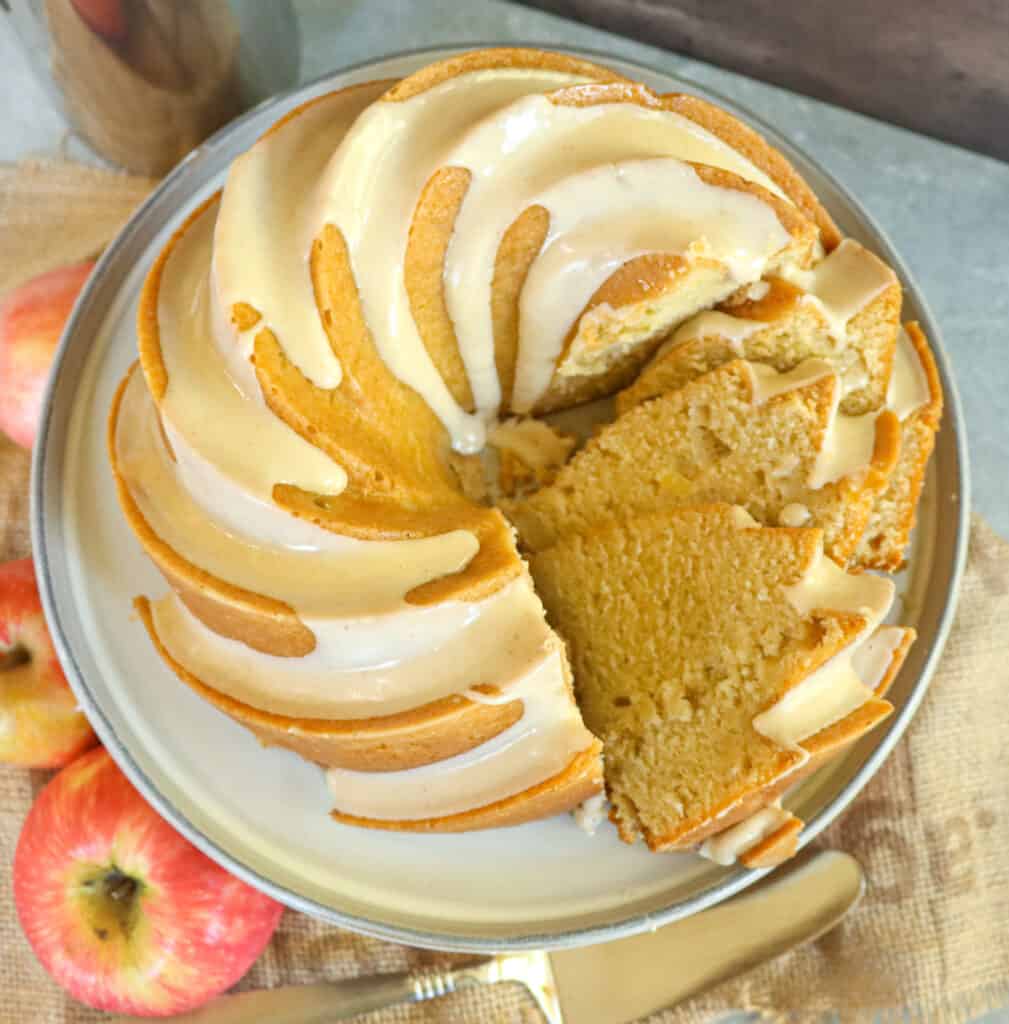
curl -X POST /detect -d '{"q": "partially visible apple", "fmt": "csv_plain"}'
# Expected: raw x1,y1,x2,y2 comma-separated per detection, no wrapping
0,558,96,768
70,0,128,42
0,262,93,449
14,747,284,1017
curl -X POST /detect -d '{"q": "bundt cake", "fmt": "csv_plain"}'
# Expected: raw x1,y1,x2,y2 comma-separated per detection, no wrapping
108,47,939,864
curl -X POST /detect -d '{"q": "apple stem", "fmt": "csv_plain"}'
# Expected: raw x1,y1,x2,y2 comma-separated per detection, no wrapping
77,867,144,944
0,644,30,672
105,870,139,905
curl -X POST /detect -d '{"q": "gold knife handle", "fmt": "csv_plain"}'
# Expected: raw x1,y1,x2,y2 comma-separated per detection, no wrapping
106,962,498,1023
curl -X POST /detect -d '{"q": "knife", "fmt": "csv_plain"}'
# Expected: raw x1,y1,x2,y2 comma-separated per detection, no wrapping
108,849,862,1024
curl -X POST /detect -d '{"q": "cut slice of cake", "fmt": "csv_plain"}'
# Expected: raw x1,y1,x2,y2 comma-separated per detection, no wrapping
619,315,942,573
529,504,899,851
507,358,900,565
617,239,901,418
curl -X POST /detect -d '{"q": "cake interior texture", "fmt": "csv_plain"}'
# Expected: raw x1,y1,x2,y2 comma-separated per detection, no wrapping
531,506,819,845
506,356,900,565
107,47,940,866
529,504,895,850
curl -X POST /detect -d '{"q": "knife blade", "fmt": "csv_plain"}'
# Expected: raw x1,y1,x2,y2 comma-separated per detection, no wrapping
550,848,863,1023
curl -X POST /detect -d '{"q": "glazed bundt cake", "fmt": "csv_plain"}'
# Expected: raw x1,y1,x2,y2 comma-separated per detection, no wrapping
109,48,939,863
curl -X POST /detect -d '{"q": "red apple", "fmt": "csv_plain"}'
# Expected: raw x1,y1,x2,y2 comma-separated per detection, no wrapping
0,557,96,768
14,747,284,1016
70,0,128,42
0,262,93,449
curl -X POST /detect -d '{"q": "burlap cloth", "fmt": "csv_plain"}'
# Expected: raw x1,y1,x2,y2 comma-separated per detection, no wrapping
2,161,1008,1022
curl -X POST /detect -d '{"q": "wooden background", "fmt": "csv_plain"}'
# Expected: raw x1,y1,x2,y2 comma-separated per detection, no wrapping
519,0,1009,163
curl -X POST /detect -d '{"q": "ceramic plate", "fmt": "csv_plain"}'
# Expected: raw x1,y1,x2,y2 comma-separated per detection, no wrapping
32,47,969,952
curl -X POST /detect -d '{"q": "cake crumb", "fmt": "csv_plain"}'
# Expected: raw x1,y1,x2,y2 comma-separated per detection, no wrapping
573,793,608,836
489,417,576,498
779,503,811,527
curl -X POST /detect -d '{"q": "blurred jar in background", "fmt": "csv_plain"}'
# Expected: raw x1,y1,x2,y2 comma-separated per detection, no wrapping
5,0,300,175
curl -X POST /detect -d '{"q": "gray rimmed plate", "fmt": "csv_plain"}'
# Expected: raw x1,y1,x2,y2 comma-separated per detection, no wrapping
31,46,969,954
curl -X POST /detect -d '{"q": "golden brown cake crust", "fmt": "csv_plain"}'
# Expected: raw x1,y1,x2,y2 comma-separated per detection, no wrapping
379,48,623,103
136,197,225,405
129,192,522,652
330,741,604,833
739,815,803,868
856,322,943,571
253,220,522,605
406,166,476,411
110,380,543,777
134,597,527,772
379,63,833,420
661,92,842,250
109,369,317,657
492,206,551,411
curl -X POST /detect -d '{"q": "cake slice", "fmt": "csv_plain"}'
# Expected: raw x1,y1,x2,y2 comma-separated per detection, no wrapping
529,504,898,851
507,358,900,565
619,315,942,573
617,239,901,418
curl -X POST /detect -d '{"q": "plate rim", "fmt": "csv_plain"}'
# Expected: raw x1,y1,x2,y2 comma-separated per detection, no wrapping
30,42,971,953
